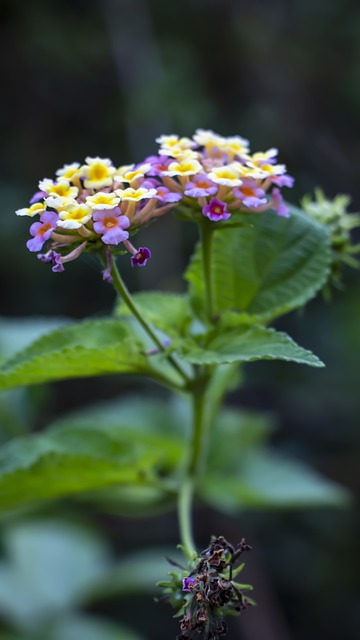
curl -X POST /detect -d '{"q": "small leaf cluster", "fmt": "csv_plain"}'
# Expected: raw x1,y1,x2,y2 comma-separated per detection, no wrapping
301,189,360,287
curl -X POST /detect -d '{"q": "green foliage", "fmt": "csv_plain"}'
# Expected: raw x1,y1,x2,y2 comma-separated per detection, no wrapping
0,415,183,511
185,207,331,323
0,318,182,393
0,519,148,639
200,408,350,509
301,189,360,286
0,393,347,515
116,291,192,338
178,325,324,366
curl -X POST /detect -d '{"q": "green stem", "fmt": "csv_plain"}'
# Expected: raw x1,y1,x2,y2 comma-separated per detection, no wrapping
110,256,191,386
178,476,196,556
199,217,214,321
178,381,210,556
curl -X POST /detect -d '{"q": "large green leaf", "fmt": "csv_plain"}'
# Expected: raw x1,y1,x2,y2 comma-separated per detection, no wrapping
47,395,186,516
200,449,350,510
0,318,182,392
0,423,178,512
185,207,331,323
0,317,69,364
177,325,324,367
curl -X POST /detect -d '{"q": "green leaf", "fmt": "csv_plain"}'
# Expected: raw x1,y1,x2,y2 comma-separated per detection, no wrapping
185,207,331,323
116,291,192,338
200,449,350,510
0,520,110,627
47,395,186,516
0,317,69,364
0,423,175,512
0,318,181,392
178,325,324,367
206,408,274,474
48,615,145,640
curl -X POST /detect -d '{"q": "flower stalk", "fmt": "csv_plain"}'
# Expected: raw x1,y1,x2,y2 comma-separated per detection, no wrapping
109,255,191,387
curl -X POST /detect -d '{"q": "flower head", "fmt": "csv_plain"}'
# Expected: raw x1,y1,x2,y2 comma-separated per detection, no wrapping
16,131,293,275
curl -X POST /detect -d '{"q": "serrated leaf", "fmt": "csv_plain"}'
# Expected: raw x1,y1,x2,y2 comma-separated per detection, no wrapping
177,325,324,367
0,317,69,364
185,207,331,323
0,318,182,392
200,450,350,510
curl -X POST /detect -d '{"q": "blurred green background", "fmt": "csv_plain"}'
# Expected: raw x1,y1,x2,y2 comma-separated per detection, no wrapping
0,0,359,639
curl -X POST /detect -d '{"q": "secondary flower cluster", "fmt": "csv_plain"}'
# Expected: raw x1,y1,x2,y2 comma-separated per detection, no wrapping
16,130,293,274
149,130,293,222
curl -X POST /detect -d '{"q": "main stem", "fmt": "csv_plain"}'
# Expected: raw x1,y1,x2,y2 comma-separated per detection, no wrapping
178,219,215,556
110,257,190,385
178,382,209,557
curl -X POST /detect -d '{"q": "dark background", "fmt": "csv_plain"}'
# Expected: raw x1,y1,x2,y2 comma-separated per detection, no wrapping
0,1,359,639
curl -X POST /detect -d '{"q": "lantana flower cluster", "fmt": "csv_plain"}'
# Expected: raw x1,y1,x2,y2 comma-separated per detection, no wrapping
16,130,293,275
150,129,293,222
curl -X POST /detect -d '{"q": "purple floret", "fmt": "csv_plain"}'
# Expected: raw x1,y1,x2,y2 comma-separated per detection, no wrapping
93,207,130,245
27,211,58,252
202,197,231,222
131,246,151,267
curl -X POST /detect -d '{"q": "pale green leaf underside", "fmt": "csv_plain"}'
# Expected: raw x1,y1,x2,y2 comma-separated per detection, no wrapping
0,318,176,392
200,450,350,509
178,325,324,367
185,207,331,322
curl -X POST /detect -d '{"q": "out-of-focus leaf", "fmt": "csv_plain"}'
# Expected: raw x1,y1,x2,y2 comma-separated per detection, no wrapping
48,395,186,516
0,422,180,512
206,408,275,474
48,615,145,640
185,207,330,323
85,547,183,600
200,450,350,510
0,521,110,628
